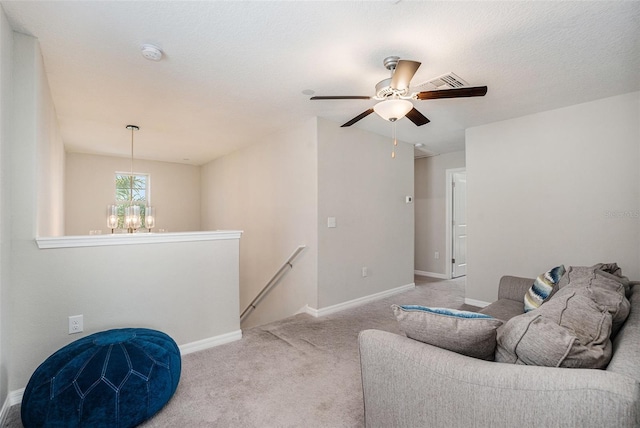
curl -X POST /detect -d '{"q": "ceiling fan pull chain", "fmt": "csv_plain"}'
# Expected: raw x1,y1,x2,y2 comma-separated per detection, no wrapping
391,121,397,159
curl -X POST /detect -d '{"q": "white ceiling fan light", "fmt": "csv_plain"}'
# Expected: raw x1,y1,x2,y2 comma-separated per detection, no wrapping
373,98,413,122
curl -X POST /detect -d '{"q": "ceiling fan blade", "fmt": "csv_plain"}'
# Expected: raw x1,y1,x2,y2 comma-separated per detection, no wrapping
391,60,421,90
405,108,431,126
310,96,372,100
341,109,375,127
416,86,488,100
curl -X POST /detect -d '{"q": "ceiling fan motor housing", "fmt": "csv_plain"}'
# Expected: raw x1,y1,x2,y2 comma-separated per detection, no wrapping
376,56,413,99
375,78,409,99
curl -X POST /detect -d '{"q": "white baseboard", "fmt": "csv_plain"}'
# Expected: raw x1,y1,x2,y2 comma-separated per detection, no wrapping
179,329,242,355
464,297,491,308
303,283,416,318
0,387,24,423
0,395,7,426
414,270,448,279
8,388,23,407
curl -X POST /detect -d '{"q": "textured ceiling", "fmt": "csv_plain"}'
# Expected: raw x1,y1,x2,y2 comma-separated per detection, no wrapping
2,1,639,164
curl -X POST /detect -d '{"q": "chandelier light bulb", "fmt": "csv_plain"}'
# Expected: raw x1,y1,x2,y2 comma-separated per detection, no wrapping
106,205,118,233
145,206,156,232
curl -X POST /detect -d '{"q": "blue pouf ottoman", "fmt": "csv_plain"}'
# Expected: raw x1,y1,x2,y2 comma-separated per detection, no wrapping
21,328,181,428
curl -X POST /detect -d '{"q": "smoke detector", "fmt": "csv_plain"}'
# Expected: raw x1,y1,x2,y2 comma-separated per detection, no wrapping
141,44,163,61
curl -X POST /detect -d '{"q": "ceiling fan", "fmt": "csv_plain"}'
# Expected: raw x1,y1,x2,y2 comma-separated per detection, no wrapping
311,56,488,127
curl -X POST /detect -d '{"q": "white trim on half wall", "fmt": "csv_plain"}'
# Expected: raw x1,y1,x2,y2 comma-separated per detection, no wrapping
36,230,243,249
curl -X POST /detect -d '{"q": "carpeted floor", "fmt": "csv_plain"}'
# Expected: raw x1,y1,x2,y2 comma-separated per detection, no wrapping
4,276,473,427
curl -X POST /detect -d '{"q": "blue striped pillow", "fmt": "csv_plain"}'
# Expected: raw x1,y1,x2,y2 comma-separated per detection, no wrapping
524,265,566,312
399,305,494,319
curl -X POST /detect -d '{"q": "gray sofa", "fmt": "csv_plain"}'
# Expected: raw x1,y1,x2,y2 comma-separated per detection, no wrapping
359,275,640,427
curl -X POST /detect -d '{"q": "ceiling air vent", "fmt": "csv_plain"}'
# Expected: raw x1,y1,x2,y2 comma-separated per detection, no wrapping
412,72,469,92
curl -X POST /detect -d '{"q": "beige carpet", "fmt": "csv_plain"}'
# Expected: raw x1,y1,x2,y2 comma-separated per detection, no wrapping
4,276,472,427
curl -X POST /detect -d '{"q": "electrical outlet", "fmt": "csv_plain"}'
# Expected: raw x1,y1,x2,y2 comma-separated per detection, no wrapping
362,267,368,277
435,251,440,260
68,315,83,334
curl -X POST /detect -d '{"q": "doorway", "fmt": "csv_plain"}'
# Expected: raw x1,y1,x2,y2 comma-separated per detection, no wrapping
445,168,467,279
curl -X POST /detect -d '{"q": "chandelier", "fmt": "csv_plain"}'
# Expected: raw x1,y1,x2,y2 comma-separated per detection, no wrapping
106,125,155,233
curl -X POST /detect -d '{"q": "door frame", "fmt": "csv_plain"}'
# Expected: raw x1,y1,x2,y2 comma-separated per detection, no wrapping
445,167,466,279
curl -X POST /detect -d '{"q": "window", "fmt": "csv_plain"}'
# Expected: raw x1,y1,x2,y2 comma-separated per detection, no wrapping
115,173,150,229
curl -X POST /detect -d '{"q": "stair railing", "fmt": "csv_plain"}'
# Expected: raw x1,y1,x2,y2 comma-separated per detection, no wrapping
240,245,306,322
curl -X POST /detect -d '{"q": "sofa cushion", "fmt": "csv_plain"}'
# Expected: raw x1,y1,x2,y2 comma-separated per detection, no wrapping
524,265,565,312
392,305,503,361
496,290,613,368
479,298,524,322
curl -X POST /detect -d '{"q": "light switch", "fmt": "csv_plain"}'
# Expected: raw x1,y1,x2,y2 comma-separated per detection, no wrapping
327,217,337,228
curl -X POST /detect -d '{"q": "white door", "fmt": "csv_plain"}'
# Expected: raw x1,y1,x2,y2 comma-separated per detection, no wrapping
452,172,467,278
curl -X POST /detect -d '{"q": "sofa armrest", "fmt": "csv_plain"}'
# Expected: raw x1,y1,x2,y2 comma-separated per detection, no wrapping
497,275,534,302
359,329,640,428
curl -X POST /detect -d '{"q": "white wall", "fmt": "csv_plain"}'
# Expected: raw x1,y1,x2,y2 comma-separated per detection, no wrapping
201,119,318,328
65,153,201,235
414,151,465,276
12,238,240,389
466,92,640,303
8,33,241,393
317,118,414,307
201,117,414,327
0,3,13,409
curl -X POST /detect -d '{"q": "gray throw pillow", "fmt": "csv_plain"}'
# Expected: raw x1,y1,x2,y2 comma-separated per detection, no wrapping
392,305,503,361
495,291,613,368
557,266,630,335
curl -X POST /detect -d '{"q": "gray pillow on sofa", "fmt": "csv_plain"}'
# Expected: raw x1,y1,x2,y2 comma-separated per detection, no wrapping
392,305,503,361
497,264,631,368
559,266,630,335
496,288,613,368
